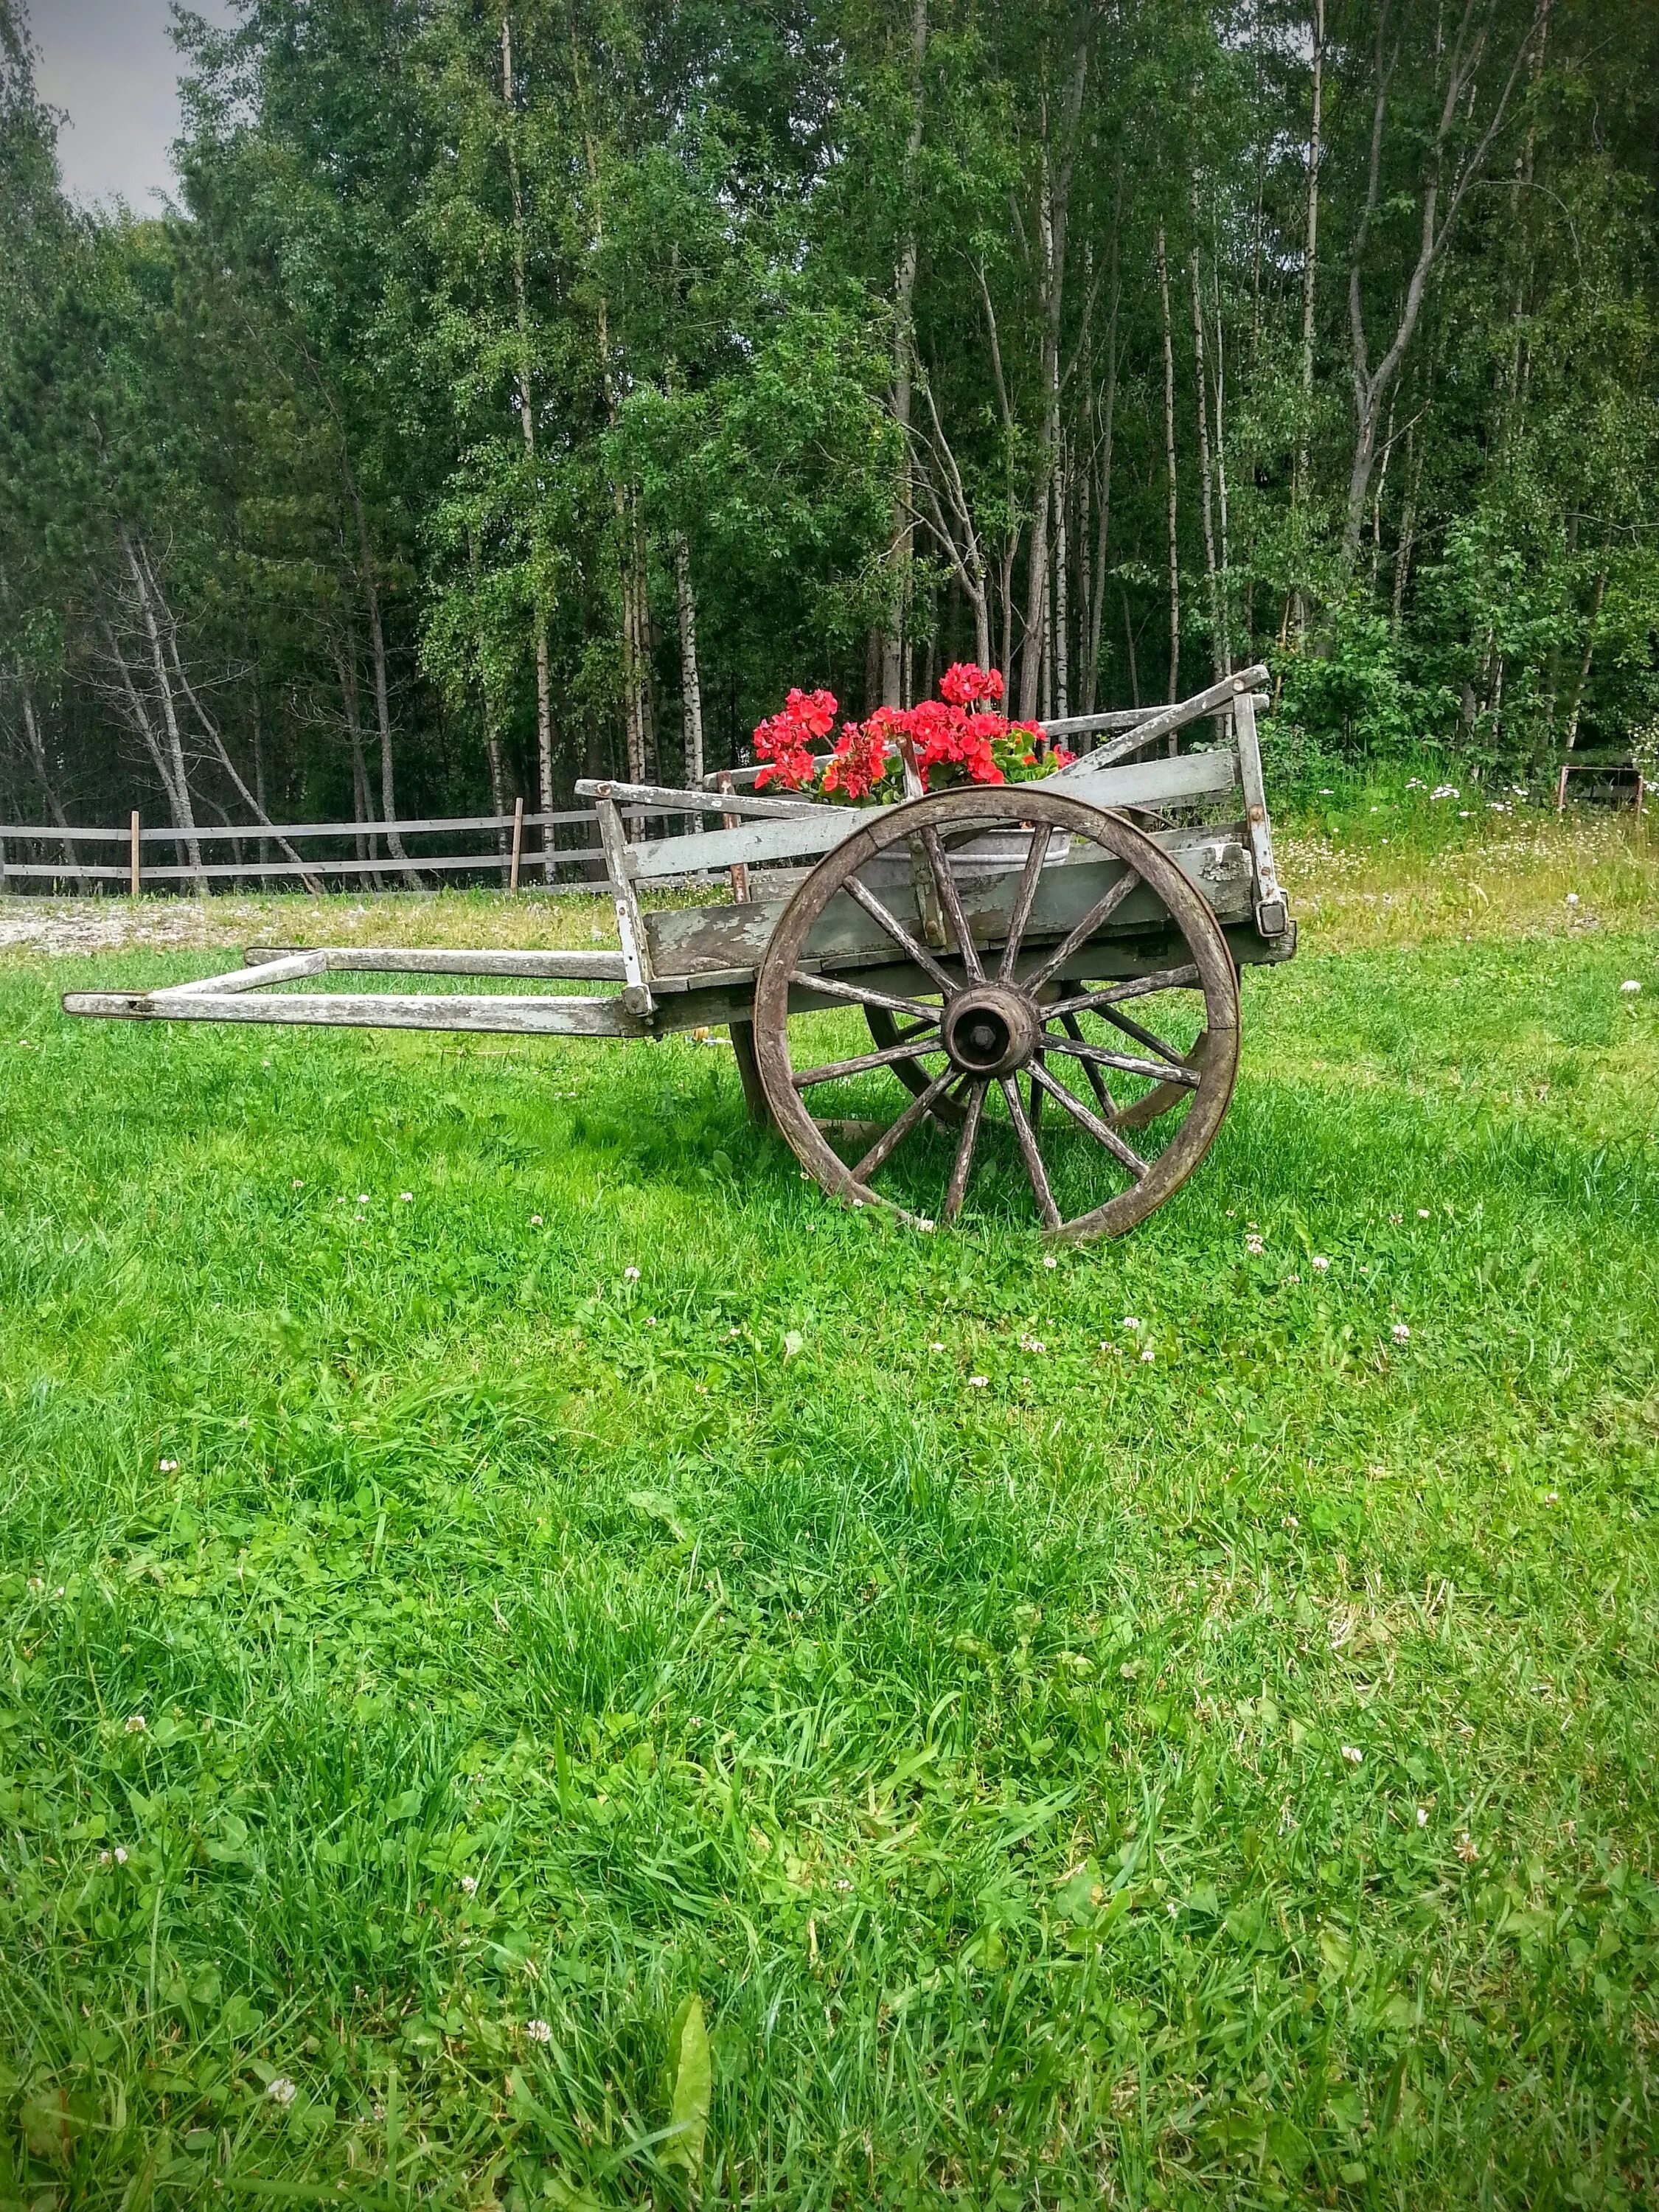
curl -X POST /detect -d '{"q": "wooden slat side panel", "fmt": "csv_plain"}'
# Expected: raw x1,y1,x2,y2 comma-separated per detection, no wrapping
627,810,862,880
645,825,1253,979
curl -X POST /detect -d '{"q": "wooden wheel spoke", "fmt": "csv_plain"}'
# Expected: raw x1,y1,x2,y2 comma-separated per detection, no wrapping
996,827,1051,981
1023,869,1141,993
1043,1035,1200,1087
843,874,959,995
999,1076,1061,1231
793,1032,945,1088
920,826,986,982
1093,1001,1189,1064
790,969,939,1023
941,1079,988,1222
1057,1011,1114,1115
1028,1060,1149,1180
1044,964,1201,1020
851,1069,957,1183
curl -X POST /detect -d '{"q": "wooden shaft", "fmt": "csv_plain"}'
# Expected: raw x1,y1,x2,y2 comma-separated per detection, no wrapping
131,810,141,897
509,795,524,892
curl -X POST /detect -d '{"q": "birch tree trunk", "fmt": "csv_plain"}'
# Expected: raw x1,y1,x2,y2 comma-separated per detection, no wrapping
349,495,420,888
468,527,509,866
673,531,704,785
1564,563,1607,753
337,627,385,891
18,684,87,887
881,0,929,709
501,14,556,832
1155,223,1180,703
1293,0,1324,551
1082,167,1122,715
1189,222,1226,681
1052,432,1069,720
1018,41,1088,720
119,524,204,882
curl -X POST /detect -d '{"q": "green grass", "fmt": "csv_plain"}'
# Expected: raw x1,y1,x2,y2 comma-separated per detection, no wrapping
1,815,1658,2208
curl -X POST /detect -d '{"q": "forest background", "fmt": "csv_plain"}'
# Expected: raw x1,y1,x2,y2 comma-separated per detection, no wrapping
1,0,1656,871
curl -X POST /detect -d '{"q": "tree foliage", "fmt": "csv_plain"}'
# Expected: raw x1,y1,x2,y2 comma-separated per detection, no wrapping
1,0,1655,835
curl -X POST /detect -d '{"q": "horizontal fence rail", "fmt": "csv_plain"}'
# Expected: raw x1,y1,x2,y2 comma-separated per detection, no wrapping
0,803,685,895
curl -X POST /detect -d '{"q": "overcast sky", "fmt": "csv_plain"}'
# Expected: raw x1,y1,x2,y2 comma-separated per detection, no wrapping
32,0,238,210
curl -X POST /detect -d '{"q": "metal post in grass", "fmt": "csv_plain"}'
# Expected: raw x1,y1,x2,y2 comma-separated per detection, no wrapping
130,811,142,897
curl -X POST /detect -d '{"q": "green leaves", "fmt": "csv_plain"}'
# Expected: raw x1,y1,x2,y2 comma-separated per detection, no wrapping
662,1994,712,2181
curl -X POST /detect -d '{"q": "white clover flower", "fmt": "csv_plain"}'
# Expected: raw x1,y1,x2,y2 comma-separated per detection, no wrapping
525,2020,553,2045
1018,1335,1046,1354
623,1265,641,1281
1245,1234,1265,1256
460,1875,478,1896
1311,1255,1330,1272
929,1341,945,1354
357,1194,370,1205
400,1192,413,1202
159,1458,178,1474
529,1214,543,1226
967,1375,989,1388
114,1846,128,1865
268,2077,297,2106
1565,892,1579,905
1621,979,1641,994
1042,1253,1057,1269
1139,1346,1155,1364
1430,785,1459,801
1121,1316,1141,1331
1391,1323,1411,1343
291,1178,304,1189
125,1714,147,1734
1417,1208,1430,1218
1340,1745,1363,1765
1416,1806,1429,1827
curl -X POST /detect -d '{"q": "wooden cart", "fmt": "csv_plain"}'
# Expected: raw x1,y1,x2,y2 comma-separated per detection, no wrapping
63,665,1293,1244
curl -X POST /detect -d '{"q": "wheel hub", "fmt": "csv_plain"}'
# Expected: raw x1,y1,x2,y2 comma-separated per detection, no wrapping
942,982,1039,1078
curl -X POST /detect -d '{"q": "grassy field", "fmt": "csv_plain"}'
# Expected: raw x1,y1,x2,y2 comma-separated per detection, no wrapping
1,792,1657,2208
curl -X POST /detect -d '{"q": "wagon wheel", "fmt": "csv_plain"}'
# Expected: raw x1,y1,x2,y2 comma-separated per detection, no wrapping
752,786,1239,1244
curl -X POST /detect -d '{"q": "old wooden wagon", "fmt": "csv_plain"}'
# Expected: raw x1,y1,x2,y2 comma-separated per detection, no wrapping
63,664,1293,1244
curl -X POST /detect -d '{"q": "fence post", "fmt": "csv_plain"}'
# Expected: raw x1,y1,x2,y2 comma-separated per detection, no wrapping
130,810,142,897
509,795,524,893
0,835,8,895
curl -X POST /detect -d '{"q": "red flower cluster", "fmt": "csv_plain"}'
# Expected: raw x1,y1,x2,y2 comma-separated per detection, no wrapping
750,667,1070,802
937,661,1005,707
752,687,840,791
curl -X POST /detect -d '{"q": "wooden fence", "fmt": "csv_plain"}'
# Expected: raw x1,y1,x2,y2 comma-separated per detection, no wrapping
0,798,663,895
